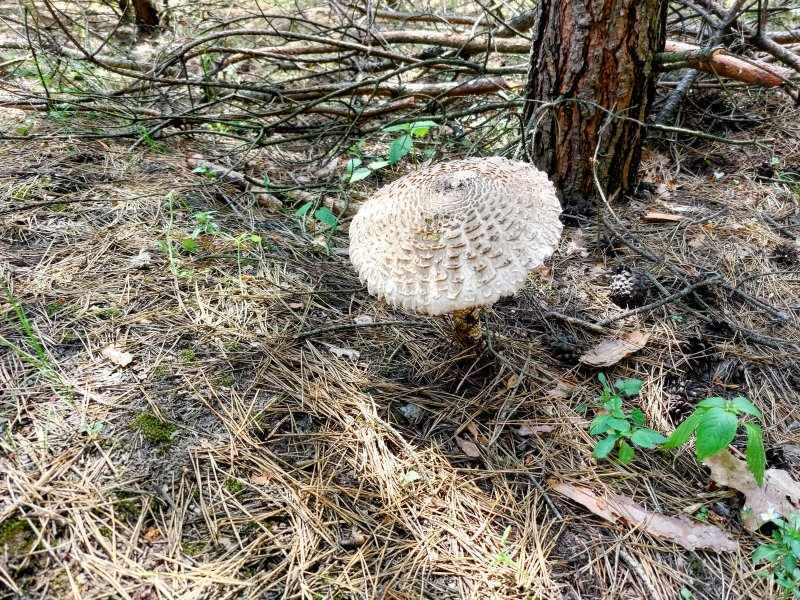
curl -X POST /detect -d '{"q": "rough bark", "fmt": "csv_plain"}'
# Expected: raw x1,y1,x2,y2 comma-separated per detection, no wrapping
120,0,162,33
522,0,667,201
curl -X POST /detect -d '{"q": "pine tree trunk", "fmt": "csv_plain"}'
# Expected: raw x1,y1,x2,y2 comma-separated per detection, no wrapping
120,0,162,33
522,0,667,202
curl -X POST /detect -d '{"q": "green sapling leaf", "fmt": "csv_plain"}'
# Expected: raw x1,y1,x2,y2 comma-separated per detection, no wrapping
615,378,643,396
630,408,646,426
697,396,726,409
662,410,704,449
388,135,413,164
695,407,738,461
589,413,612,435
349,168,372,183
630,428,668,449
731,396,763,421
313,207,338,230
743,422,766,487
618,440,635,464
594,434,619,459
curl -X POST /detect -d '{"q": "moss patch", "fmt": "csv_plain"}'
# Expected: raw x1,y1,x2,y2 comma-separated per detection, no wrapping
0,517,35,555
131,412,178,444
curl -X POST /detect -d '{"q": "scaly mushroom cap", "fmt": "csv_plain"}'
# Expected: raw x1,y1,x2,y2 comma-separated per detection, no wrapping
349,157,562,315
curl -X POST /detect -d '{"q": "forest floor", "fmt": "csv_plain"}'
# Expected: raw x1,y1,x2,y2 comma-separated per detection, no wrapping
3,10,800,600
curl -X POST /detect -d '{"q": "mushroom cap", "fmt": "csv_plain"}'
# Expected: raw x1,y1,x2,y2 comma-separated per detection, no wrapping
348,156,563,315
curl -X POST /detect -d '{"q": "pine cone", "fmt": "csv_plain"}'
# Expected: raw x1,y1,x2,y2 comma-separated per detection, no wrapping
608,265,648,307
772,243,799,267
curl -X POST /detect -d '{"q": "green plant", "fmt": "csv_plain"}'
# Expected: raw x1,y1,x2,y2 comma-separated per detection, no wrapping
753,512,800,598
342,120,438,183
662,395,766,486
294,202,338,235
191,211,221,237
131,412,178,445
590,373,667,464
490,526,520,571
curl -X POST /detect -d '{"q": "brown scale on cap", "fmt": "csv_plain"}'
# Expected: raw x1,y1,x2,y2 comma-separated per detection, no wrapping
349,157,563,326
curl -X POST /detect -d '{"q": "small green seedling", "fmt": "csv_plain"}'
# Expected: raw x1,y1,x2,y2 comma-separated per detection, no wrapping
397,470,421,486
342,121,438,183
753,512,800,598
590,373,667,464
491,525,519,570
191,211,221,237
294,202,338,234
662,395,766,486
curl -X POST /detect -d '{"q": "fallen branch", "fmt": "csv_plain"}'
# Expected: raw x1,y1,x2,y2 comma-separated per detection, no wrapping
663,40,797,87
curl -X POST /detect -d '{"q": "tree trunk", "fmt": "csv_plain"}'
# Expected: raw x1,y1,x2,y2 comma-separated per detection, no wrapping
120,0,163,33
522,0,667,202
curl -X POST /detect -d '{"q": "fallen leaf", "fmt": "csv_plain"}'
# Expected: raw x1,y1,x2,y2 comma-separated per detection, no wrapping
549,480,738,553
536,265,551,278
456,437,481,458
354,314,373,325
100,344,134,367
289,302,303,310
250,472,273,485
142,527,161,542
704,450,800,531
547,381,575,400
465,421,479,438
327,345,360,360
505,374,520,389
579,332,651,367
513,424,555,436
642,211,683,224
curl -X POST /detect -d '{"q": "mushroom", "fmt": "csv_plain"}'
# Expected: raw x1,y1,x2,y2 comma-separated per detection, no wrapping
348,156,562,347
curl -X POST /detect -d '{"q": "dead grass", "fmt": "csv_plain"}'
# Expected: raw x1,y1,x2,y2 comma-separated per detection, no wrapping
2,8,800,600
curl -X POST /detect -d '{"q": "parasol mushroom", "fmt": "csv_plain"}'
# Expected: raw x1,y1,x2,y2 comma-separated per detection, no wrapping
348,156,562,347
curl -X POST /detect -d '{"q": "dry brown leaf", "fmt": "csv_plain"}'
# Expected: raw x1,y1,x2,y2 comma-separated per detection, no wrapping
579,332,651,367
142,527,161,542
549,480,738,552
505,374,520,389
100,344,134,367
536,265,552,278
465,421,479,438
704,450,800,531
289,302,303,309
456,437,481,458
642,211,683,223
547,381,575,400
250,472,273,485
513,424,555,436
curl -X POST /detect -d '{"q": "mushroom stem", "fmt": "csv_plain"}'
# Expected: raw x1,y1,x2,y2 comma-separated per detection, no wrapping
451,307,482,349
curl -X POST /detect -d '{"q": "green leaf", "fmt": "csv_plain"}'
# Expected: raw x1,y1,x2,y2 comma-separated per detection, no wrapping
695,407,738,461
348,167,372,183
589,413,612,435
630,428,668,448
313,207,338,231
597,373,608,386
615,378,643,396
750,544,781,564
388,135,413,164
744,423,766,487
367,160,390,170
731,396,763,421
182,238,198,253
606,397,622,412
382,122,413,133
630,408,646,426
697,397,726,409
617,440,635,464
250,235,262,244
607,417,631,433
662,410,704,449
593,434,619,460
294,201,313,218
